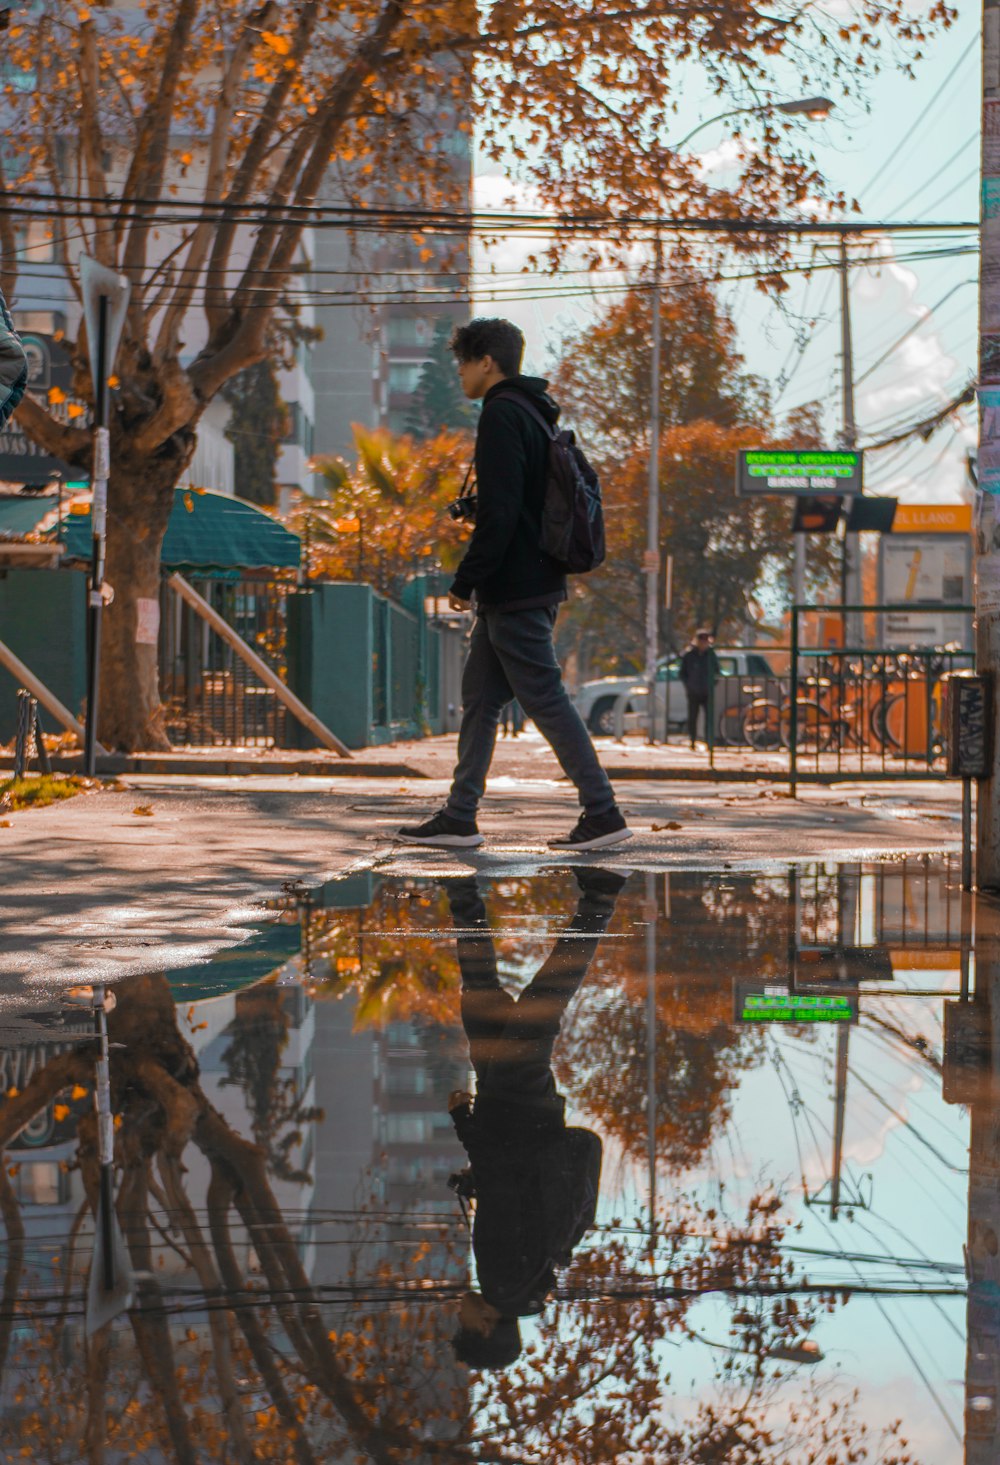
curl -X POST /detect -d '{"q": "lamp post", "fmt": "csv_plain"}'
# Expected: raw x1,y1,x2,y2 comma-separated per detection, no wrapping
644,97,834,742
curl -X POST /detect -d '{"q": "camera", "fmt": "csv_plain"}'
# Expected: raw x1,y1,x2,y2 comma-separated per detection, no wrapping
447,494,477,523
447,1167,477,1199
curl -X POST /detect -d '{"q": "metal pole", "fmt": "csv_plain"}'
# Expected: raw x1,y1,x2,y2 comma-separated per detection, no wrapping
93,984,115,1291
963,777,974,891
84,295,109,776
978,0,1000,889
829,1024,850,1221
645,231,663,743
793,534,806,610
645,873,657,1251
838,237,861,649
790,604,800,797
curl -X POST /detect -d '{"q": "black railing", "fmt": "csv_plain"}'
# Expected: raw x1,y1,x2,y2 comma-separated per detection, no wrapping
159,576,291,747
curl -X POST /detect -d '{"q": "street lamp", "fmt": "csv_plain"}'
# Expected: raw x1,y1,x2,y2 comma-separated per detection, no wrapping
644,96,835,743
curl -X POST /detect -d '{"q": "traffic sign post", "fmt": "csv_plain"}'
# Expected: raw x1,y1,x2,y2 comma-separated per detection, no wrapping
80,257,130,774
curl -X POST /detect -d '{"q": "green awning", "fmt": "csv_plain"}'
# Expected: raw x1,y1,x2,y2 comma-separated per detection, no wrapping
0,487,300,573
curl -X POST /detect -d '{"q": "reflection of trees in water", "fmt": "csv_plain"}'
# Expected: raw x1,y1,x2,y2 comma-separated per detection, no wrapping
559,876,794,1170
220,982,323,1184
0,894,925,1463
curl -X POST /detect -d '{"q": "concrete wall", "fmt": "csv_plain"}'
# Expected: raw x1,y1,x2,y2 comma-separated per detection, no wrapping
0,568,87,743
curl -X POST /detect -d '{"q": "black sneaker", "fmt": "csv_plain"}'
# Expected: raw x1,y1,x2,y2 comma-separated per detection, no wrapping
396,811,484,848
548,808,632,851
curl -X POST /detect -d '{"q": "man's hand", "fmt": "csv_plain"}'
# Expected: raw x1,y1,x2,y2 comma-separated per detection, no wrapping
448,1089,473,1112
449,592,471,612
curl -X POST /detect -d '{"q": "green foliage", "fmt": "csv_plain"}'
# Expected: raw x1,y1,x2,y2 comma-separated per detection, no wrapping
405,319,479,439
223,359,291,507
0,774,88,810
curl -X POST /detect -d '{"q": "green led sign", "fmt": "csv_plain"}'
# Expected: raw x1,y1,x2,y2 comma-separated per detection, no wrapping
736,449,863,498
741,991,854,1023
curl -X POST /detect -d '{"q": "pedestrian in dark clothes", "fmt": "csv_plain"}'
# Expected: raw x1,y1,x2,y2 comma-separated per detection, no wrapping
499,699,525,737
679,629,720,749
397,318,630,853
446,869,626,1369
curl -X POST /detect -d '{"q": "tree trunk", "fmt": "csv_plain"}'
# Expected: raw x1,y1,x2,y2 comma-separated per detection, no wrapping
98,430,195,752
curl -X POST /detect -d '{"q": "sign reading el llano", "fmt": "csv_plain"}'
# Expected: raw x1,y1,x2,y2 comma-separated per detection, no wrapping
735,449,863,497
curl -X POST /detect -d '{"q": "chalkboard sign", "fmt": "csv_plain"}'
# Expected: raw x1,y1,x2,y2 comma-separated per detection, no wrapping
946,673,991,778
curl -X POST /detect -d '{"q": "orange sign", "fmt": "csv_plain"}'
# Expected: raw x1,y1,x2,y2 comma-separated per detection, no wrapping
892,503,972,534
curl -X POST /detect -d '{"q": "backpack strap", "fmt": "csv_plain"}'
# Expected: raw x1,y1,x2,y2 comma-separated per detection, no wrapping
491,389,560,442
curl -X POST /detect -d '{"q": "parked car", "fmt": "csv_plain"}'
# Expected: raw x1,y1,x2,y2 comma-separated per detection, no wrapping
574,650,780,740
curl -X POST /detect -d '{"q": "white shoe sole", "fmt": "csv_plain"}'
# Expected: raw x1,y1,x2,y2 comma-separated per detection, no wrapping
548,827,633,851
395,831,485,848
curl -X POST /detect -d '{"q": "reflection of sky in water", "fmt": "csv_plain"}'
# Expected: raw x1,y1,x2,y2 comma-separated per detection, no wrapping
0,856,985,1462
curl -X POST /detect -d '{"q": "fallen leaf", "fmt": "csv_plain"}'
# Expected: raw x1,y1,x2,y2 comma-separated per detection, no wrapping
53,1104,69,1122
70,1084,88,1101
652,820,682,831
132,804,154,817
0,820,10,828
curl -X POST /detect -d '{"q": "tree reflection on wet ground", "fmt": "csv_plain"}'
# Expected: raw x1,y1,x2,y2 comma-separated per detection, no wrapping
0,854,990,1463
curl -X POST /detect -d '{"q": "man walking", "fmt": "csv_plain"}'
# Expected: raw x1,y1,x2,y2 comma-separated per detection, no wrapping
397,318,630,851
679,628,720,749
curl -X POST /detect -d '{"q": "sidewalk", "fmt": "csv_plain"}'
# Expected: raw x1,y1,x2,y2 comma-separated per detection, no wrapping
0,725,951,783
0,729,963,993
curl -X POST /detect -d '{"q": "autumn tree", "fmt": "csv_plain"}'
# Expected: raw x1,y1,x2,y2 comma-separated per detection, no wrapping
300,425,473,600
0,0,954,748
551,283,837,667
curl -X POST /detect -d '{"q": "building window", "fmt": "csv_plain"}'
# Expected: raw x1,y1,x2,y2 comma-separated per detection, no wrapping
387,1066,428,1097
17,1162,64,1206
388,361,425,395
387,318,436,348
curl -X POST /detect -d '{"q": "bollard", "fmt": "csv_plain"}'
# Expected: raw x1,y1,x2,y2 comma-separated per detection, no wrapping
13,689,30,779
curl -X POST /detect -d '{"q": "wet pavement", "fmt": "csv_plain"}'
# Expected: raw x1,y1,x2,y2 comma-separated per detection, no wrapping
0,850,995,1462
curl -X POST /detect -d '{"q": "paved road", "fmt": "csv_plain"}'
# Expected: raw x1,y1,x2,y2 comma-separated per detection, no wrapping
0,743,964,1000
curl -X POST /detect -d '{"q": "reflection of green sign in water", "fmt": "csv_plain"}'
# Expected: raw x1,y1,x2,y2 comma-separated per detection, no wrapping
742,991,853,1023
736,449,863,497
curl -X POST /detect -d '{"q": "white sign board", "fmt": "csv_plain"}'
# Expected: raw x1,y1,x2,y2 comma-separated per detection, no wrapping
879,534,972,649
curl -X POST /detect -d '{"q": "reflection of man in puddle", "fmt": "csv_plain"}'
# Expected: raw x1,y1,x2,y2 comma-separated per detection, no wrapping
445,868,626,1368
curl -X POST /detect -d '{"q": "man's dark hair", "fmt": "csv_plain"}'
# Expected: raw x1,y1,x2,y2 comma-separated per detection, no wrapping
450,318,525,378
451,1317,522,1370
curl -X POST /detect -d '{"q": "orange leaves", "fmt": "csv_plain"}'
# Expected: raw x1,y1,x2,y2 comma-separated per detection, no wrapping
52,1103,69,1122
47,386,66,405
260,30,292,56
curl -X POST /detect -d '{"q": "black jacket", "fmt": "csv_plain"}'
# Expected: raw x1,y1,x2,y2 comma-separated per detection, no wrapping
449,376,568,611
679,645,720,698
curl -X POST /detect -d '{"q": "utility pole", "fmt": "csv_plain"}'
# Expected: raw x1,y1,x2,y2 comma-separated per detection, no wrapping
645,231,663,742
977,0,1000,887
839,235,862,647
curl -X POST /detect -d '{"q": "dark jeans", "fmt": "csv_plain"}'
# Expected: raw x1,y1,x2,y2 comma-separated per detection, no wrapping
448,881,615,1101
687,691,709,745
445,607,615,821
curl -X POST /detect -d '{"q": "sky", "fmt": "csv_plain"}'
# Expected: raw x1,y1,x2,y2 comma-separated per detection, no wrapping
472,4,981,509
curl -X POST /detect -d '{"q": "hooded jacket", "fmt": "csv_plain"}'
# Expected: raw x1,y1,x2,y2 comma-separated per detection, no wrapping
0,289,27,430
449,375,568,612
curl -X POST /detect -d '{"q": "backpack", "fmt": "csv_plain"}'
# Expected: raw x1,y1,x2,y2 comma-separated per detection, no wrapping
467,1126,603,1316
493,391,606,574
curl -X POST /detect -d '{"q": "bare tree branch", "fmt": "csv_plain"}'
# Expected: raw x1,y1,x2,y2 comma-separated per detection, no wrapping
12,393,93,466
0,1165,24,1383
158,1154,256,1462
207,1164,320,1465
120,0,199,276
204,2,320,335
155,1,280,364
76,20,115,268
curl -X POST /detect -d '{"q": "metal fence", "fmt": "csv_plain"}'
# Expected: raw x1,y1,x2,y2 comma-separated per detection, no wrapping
610,606,975,786
372,597,423,735
159,576,292,747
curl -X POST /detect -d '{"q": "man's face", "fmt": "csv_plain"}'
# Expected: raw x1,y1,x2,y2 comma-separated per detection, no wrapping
458,1291,502,1336
456,354,497,400
696,634,711,650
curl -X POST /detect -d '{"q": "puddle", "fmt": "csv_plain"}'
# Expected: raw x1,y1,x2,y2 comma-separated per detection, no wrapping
0,852,992,1462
